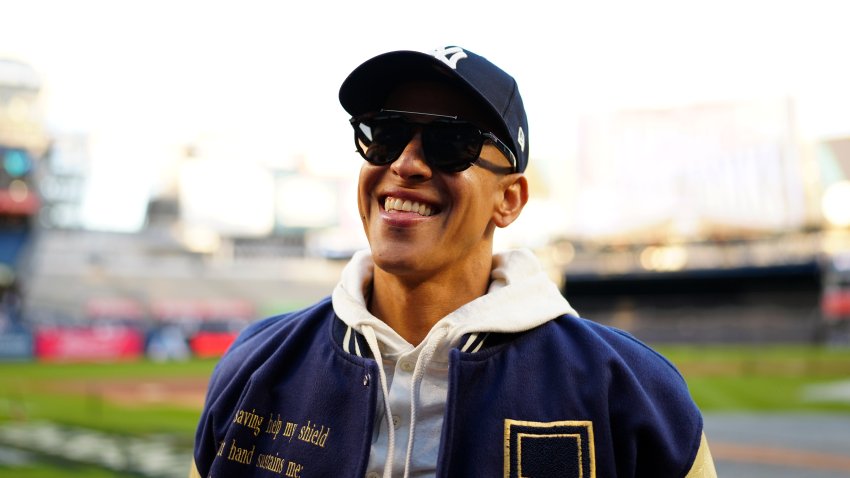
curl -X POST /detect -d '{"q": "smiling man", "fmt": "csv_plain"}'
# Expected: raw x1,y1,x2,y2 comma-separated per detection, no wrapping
190,46,716,478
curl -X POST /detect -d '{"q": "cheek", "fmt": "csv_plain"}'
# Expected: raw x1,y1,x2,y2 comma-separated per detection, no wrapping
357,166,378,215
455,174,498,209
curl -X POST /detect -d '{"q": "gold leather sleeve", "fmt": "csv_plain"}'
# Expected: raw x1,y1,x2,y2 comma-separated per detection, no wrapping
188,459,202,478
685,433,718,477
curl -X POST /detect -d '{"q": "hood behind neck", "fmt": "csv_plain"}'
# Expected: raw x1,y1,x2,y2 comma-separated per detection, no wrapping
331,249,577,349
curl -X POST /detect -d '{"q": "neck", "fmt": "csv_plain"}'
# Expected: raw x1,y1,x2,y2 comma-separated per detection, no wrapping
368,254,493,345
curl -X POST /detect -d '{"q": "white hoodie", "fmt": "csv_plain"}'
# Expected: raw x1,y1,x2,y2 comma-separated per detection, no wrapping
332,248,577,478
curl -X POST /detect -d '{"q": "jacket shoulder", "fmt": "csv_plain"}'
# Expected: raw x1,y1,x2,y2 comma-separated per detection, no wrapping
548,314,686,379
209,297,334,388
530,315,704,477
569,315,703,476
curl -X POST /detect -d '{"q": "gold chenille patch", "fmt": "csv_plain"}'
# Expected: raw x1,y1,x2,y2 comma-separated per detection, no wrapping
504,419,596,478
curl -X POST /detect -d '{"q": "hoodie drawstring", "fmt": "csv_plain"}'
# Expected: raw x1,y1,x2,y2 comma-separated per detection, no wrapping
362,324,395,478
403,326,448,478
361,323,448,478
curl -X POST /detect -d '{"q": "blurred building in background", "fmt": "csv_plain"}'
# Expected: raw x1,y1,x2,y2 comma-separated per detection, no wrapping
4,56,850,362
37,133,89,230
0,58,48,359
550,98,850,343
0,59,47,280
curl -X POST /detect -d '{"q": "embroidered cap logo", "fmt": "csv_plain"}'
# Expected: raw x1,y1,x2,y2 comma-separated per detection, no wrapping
431,46,468,69
517,127,525,152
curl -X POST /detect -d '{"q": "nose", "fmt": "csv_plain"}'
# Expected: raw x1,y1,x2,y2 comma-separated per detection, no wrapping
390,131,432,181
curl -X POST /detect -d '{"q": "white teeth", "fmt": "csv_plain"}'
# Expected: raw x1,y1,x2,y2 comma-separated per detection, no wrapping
383,196,434,217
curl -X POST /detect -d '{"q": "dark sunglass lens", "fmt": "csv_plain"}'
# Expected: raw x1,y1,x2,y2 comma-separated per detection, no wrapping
424,124,482,172
365,143,403,165
360,119,412,165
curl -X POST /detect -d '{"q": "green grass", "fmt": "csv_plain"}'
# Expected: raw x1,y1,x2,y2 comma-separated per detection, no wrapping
0,360,215,477
0,359,217,438
0,346,849,476
1,347,848,433
0,358,218,381
656,345,850,412
3,393,202,438
0,463,131,478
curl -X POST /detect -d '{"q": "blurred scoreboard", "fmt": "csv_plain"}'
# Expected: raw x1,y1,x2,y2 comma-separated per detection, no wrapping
573,98,813,241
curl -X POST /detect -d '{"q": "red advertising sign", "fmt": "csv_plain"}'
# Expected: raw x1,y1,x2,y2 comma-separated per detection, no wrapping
189,332,238,358
34,327,144,362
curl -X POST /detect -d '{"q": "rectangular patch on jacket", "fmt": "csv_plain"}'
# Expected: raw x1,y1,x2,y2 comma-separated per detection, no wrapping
504,419,596,478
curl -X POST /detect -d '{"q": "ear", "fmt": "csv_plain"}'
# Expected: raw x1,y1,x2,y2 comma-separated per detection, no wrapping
492,174,528,228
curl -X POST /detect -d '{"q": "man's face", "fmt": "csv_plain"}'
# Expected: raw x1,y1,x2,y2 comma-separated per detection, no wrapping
357,81,516,280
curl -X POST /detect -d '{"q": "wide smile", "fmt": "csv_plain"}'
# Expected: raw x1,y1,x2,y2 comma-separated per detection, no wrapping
382,196,439,217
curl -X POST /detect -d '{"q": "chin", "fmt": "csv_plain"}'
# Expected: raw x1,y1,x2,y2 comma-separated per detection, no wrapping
371,250,418,272
370,247,433,277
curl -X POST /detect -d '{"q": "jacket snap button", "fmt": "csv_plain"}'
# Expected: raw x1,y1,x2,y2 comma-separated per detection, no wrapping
400,361,414,372
363,374,370,386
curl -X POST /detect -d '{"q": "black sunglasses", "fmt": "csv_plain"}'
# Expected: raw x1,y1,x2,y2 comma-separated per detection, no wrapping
349,110,517,173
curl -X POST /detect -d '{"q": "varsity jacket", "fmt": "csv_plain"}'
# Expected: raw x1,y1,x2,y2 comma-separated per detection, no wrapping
192,250,714,477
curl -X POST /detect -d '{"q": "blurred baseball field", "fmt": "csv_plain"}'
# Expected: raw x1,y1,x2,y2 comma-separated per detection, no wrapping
1,345,850,477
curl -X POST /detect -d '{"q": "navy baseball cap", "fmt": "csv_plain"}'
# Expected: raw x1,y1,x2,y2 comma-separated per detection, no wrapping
339,46,529,173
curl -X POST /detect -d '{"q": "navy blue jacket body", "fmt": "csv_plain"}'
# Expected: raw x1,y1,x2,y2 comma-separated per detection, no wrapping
193,298,703,477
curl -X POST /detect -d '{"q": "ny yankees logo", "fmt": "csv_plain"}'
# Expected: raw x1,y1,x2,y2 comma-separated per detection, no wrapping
431,46,468,69
517,127,525,152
